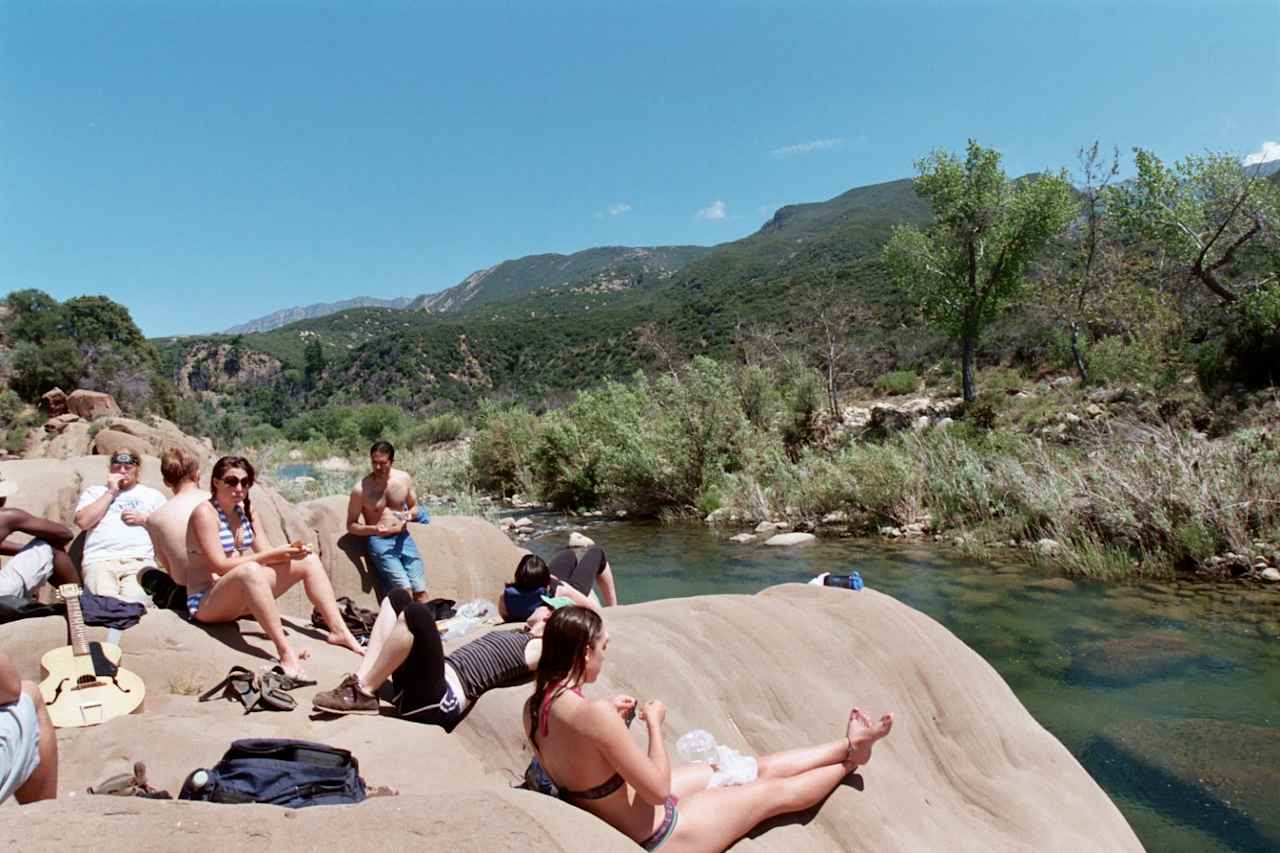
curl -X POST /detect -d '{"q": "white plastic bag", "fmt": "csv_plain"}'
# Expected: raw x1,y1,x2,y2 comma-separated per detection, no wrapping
708,745,758,788
676,729,718,765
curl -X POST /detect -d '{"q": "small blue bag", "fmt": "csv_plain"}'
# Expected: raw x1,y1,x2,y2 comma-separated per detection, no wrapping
179,738,367,808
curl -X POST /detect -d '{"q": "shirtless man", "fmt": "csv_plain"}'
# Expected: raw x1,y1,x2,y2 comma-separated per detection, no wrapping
347,441,431,603
145,447,207,588
0,473,80,599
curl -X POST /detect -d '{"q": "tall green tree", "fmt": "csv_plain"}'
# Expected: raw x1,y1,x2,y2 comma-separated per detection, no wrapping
884,140,1074,401
1107,149,1280,306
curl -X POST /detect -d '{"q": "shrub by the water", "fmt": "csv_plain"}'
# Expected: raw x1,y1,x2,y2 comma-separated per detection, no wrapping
873,370,920,396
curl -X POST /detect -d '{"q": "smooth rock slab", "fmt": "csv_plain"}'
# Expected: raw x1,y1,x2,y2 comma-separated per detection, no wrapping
764,532,816,547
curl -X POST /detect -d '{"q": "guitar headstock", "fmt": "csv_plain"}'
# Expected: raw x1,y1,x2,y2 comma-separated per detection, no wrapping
56,584,83,602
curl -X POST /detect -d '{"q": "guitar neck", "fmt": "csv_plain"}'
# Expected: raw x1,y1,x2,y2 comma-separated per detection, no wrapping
66,594,90,657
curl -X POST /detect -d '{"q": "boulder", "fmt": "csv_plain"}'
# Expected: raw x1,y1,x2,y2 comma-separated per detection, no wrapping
92,417,213,464
0,583,1142,851
1033,538,1062,557
754,521,781,534
1261,567,1280,582
568,531,595,549
820,511,848,525
729,533,757,543
42,414,82,435
295,495,522,612
40,387,68,417
764,532,817,547
66,389,121,419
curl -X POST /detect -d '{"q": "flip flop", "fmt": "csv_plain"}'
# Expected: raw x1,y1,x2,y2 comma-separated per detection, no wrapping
268,665,317,690
258,670,300,711
199,665,262,714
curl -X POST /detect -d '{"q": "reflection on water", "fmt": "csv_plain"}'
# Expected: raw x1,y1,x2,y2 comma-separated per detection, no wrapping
527,518,1280,853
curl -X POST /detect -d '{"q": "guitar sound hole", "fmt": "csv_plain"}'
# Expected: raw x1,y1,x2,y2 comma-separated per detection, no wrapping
75,675,98,687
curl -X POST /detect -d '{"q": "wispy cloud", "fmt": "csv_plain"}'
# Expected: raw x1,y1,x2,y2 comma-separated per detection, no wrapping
695,199,727,221
770,137,846,159
1244,141,1280,166
594,201,632,220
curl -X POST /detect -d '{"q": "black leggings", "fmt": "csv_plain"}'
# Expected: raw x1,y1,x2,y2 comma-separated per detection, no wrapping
548,546,607,596
387,588,464,731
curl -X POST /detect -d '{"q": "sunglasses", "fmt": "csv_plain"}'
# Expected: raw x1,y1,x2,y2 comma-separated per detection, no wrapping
220,476,252,488
110,459,138,468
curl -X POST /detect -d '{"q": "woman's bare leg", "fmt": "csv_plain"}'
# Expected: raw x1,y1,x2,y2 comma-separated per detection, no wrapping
357,597,399,667
198,562,309,677
356,613,415,691
270,554,364,655
661,710,894,853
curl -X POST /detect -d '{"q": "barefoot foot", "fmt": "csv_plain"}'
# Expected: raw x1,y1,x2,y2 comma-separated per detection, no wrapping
327,630,366,656
845,708,894,769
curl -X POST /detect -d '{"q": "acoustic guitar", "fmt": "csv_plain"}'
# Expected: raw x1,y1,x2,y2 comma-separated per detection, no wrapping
39,584,146,728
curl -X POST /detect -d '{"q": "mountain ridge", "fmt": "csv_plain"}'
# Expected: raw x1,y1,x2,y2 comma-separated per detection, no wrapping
222,296,415,334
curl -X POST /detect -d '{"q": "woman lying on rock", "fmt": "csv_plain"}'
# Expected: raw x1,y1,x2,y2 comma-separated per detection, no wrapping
185,456,365,678
498,549,614,622
311,589,582,728
524,606,894,853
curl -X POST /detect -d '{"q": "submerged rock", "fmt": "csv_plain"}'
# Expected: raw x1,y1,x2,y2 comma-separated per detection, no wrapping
764,532,816,547
729,533,757,543
569,531,595,548
1082,718,1280,849
1069,631,1208,686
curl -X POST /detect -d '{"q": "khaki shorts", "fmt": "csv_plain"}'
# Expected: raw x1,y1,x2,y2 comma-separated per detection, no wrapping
0,540,54,598
0,693,41,804
83,557,153,604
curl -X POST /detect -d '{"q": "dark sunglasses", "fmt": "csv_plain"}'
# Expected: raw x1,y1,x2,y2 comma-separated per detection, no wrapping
220,476,252,488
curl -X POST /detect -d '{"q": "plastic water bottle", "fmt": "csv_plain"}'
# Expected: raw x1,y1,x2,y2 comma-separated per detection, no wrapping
676,729,718,765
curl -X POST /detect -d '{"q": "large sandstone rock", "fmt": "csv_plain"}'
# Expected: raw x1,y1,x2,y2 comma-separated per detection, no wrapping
0,582,1141,851
296,495,524,610
92,416,214,465
66,389,121,419
40,387,68,417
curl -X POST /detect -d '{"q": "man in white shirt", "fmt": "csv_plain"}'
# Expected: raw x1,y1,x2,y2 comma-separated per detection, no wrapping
74,450,166,603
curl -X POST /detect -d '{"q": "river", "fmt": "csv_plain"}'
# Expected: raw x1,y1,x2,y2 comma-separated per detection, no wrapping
519,516,1280,853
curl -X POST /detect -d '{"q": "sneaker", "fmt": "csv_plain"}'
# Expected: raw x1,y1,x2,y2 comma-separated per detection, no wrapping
312,674,380,716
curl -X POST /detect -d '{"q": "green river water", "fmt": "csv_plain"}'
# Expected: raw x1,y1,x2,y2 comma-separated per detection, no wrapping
522,517,1280,853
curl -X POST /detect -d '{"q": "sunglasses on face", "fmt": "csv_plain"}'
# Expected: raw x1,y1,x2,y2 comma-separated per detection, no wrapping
220,476,252,488
110,460,138,468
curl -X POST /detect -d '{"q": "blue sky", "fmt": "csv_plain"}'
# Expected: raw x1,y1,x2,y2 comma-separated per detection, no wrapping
2,0,1277,337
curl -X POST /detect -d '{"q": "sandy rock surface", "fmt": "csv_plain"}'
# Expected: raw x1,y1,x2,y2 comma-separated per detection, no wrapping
0,573,1141,851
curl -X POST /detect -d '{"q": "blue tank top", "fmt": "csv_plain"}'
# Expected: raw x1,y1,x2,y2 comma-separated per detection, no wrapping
502,584,551,622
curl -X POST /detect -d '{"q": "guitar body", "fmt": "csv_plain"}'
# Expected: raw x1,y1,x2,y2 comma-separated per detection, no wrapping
38,587,148,728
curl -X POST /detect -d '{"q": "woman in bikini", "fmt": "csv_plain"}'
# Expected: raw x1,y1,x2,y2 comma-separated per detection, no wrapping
524,606,894,853
185,456,364,678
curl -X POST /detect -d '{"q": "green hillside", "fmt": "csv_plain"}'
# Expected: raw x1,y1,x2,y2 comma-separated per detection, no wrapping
409,244,711,313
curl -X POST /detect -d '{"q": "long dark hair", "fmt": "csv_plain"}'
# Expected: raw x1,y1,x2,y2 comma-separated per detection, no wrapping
529,606,603,739
210,455,256,537
514,553,551,591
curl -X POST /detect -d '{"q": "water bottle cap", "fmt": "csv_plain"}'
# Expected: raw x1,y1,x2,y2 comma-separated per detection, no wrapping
191,770,209,788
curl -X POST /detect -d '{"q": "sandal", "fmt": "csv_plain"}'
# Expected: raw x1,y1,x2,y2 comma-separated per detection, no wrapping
199,665,295,713
258,670,299,711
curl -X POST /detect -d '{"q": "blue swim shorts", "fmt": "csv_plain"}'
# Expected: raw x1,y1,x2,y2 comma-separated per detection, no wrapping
367,530,427,594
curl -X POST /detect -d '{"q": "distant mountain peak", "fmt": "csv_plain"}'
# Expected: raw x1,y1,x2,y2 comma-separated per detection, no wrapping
221,296,414,334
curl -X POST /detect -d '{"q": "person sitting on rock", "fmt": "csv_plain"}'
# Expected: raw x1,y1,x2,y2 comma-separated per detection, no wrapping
498,551,609,622
73,450,165,604
0,648,57,806
524,606,894,853
185,455,364,678
145,447,207,591
346,441,432,604
0,473,81,600
312,589,574,728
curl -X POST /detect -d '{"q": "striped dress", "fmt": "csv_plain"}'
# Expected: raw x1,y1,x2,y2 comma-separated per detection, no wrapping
446,630,534,703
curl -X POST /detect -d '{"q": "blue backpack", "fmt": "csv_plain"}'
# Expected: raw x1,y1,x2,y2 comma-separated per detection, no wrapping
178,738,367,808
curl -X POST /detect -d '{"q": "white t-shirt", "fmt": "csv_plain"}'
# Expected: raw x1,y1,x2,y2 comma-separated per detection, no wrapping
76,484,167,565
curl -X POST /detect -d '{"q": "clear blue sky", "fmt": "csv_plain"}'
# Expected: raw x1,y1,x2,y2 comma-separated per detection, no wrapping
2,0,1277,337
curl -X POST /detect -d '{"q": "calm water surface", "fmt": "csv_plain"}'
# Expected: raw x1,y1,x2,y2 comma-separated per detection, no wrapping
522,517,1280,853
